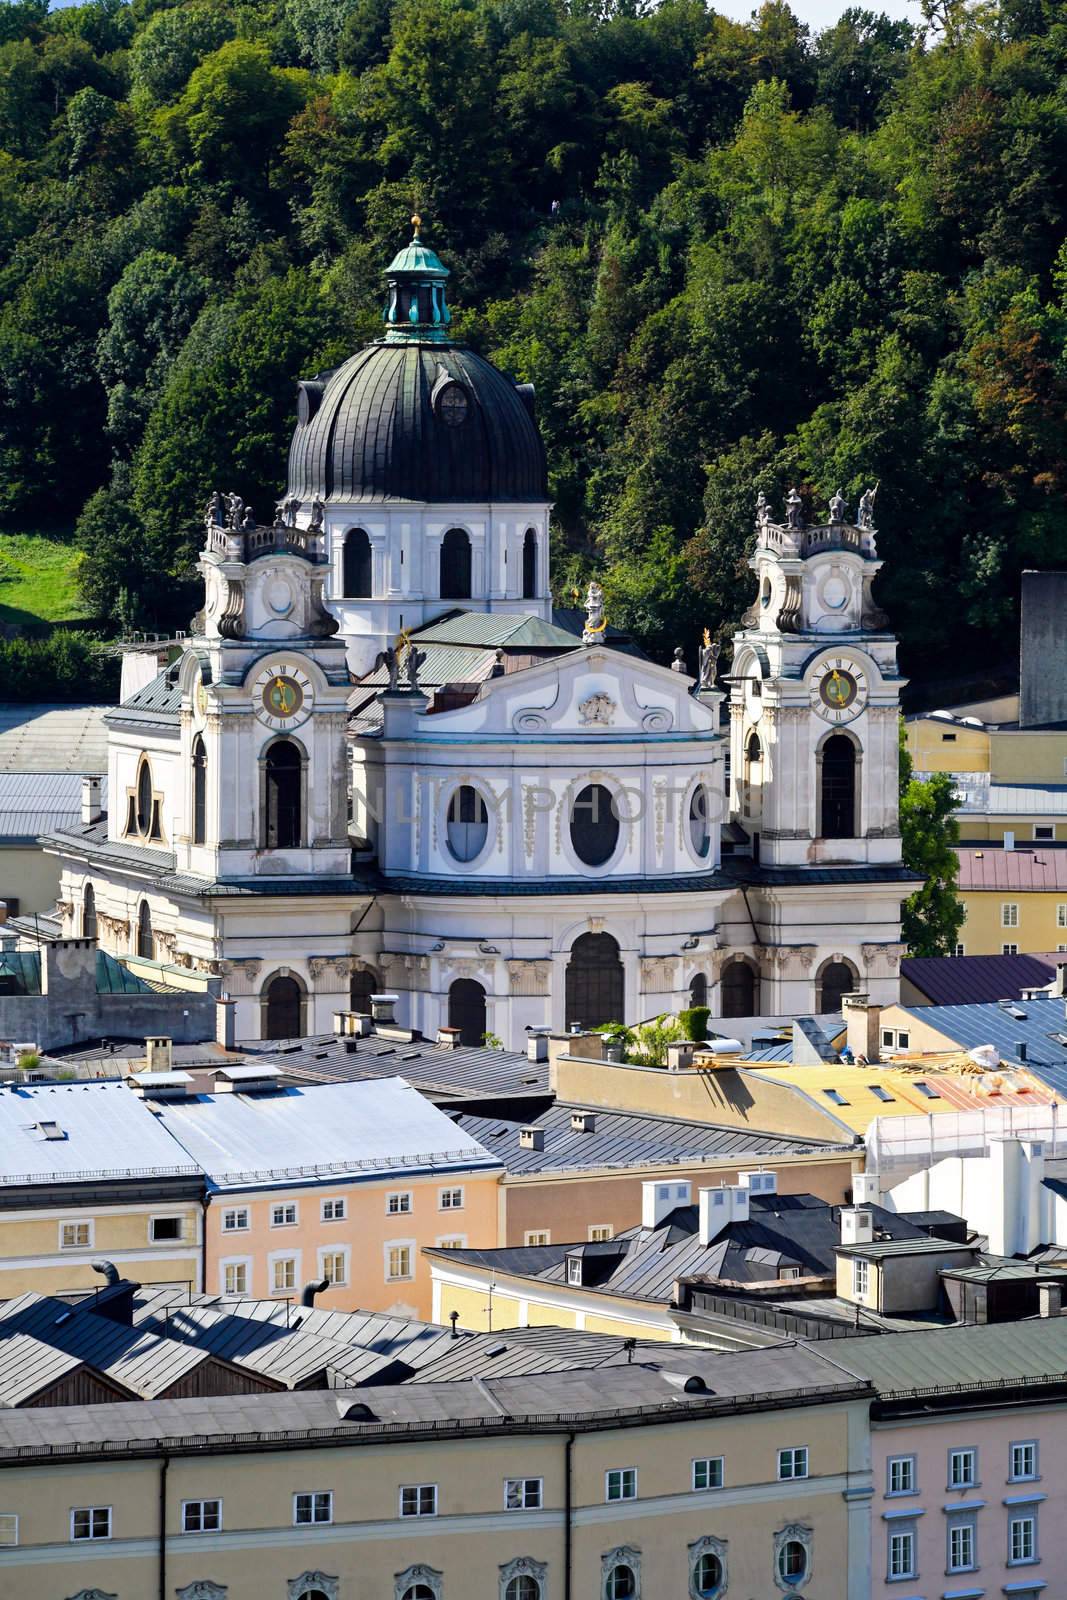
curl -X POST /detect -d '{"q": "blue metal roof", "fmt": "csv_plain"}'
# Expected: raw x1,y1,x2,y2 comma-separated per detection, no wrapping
900,996,1067,1095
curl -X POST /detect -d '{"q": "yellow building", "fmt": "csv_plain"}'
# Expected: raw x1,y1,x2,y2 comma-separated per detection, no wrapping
0,1349,873,1600
0,1080,203,1298
953,845,1067,956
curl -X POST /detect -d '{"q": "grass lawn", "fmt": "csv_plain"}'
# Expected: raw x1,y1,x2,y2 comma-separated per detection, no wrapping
0,532,93,626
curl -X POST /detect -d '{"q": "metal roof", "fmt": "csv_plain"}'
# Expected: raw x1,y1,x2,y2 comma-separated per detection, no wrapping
0,1082,199,1187
902,952,1062,1006
835,1317,1067,1397
414,611,580,649
0,773,109,841
0,705,109,775
836,1237,974,1260
242,1031,550,1100
451,1100,836,1175
154,1075,501,1189
108,667,183,722
956,782,1067,816
287,343,547,504
898,996,1067,1084
956,846,1067,890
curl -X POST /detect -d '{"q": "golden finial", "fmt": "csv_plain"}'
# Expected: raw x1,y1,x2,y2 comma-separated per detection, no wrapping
395,625,412,657
703,626,712,648
411,212,422,238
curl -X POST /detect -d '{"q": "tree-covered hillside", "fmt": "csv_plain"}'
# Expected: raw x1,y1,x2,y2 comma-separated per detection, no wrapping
2,0,1067,670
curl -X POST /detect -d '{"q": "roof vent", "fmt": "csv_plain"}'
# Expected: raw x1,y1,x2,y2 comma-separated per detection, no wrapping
519,1126,544,1150
436,1026,462,1050
301,1277,330,1308
570,1111,596,1133
338,1399,377,1421
212,1064,283,1094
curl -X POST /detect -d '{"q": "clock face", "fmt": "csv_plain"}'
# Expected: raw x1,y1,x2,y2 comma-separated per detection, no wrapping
195,678,208,718
253,664,313,729
810,657,868,723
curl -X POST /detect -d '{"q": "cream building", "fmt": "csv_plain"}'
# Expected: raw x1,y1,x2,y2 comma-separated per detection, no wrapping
42,227,915,1048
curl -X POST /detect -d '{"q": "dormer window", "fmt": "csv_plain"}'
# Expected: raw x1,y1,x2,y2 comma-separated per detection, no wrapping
567,1256,582,1286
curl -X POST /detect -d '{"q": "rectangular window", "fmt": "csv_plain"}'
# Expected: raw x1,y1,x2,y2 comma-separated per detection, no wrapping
400,1484,437,1517
387,1191,412,1214
222,1208,249,1232
150,1215,182,1242
896,1031,910,1050
1003,942,1020,956
505,1477,542,1510
948,1521,976,1572
272,1256,296,1293
71,1507,111,1542
182,1499,222,1534
1035,825,1055,842
1010,1513,1036,1564
823,1088,849,1105
59,1221,91,1249
606,1468,637,1502
1010,1441,1038,1481
853,1259,869,1296
778,1447,809,1481
881,1028,894,1048
948,1447,977,1488
887,1456,915,1496
223,1261,248,1295
386,1244,412,1281
321,1250,348,1286
869,1085,895,1102
270,1203,297,1227
321,1197,346,1222
0,1514,18,1548
1059,905,1067,930
888,1528,915,1580
1002,903,1020,928
954,942,966,957
524,1230,550,1246
293,1492,332,1526
567,1257,582,1286
914,1080,941,1099
435,1236,466,1249
588,1224,614,1241
692,1457,724,1491
438,1187,464,1210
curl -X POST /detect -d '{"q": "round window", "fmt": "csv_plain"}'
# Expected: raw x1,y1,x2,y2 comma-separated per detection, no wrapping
445,785,489,862
570,783,619,867
695,1551,723,1596
436,382,469,428
688,785,711,859
778,1539,807,1583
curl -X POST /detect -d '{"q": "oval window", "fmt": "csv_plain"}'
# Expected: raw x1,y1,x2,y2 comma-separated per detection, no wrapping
778,1540,807,1583
761,576,772,607
689,785,711,858
436,383,469,428
695,1552,724,1596
136,759,153,835
446,785,488,862
570,783,619,867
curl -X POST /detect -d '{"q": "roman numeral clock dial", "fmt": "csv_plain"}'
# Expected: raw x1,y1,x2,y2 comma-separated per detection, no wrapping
809,657,868,723
253,664,314,730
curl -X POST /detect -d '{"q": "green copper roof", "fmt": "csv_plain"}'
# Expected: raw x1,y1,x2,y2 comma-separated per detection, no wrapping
383,220,453,344
385,238,449,278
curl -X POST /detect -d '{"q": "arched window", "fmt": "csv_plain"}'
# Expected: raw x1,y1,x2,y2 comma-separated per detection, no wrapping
264,973,305,1039
343,527,372,598
688,785,711,858
721,959,757,1018
566,932,624,1031
136,899,154,960
350,967,377,1014
746,731,762,764
821,733,856,839
448,978,486,1047
522,528,537,599
192,735,207,846
82,882,96,939
506,1578,541,1600
689,971,707,1009
440,527,472,600
264,740,302,848
817,958,857,1014
570,784,620,868
401,1590,435,1600
445,785,488,862
605,1565,636,1600
136,757,153,835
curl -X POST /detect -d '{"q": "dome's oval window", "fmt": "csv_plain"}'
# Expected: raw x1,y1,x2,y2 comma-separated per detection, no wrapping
436,383,469,428
689,785,711,858
570,783,619,867
446,785,489,862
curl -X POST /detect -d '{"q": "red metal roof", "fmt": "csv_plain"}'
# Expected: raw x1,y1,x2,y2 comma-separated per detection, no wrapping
956,847,1067,891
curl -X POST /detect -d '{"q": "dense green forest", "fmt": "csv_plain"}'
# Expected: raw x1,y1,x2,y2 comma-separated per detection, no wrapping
2,0,1067,674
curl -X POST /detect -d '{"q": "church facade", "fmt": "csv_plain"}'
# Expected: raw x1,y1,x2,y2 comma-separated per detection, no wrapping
44,228,916,1048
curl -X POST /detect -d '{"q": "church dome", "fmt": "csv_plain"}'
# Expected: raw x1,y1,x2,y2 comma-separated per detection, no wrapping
286,222,547,505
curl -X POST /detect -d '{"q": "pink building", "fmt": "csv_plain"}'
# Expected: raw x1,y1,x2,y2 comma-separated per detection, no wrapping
841,1318,1065,1600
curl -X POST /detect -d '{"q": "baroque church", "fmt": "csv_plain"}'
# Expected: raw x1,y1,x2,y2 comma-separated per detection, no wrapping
44,225,916,1048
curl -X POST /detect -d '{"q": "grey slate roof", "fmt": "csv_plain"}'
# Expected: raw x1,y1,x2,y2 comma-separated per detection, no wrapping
451,1101,837,1175
0,704,109,774
287,342,547,504
432,1195,940,1299
241,1031,551,1100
